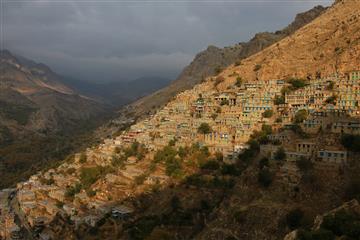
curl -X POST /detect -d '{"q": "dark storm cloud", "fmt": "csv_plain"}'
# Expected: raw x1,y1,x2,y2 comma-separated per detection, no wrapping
3,0,333,82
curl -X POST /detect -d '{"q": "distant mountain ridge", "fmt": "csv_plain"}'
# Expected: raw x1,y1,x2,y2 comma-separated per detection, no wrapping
61,76,171,106
125,5,327,118
0,50,105,138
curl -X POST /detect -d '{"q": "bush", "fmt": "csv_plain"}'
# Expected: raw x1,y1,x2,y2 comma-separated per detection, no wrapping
165,157,182,177
258,168,273,188
274,147,286,161
233,210,246,223
65,183,82,199
221,164,242,176
220,99,230,106
79,153,87,163
262,110,274,118
321,210,360,237
297,229,335,240
341,134,360,152
170,195,181,211
235,77,242,87
259,157,269,169
128,216,162,240
111,154,126,168
238,139,260,165
296,157,313,172
286,208,304,230
198,123,212,134
274,95,285,105
201,160,220,170
294,109,308,123
261,124,273,135
254,64,262,71
325,95,337,105
80,166,112,188
288,78,307,90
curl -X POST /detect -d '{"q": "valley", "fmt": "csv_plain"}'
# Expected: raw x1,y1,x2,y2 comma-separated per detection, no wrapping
1,0,360,239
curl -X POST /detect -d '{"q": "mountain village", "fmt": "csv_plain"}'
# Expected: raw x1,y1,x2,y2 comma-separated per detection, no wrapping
1,68,359,239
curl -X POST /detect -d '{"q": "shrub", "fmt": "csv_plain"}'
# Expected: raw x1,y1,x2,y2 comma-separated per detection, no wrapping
254,64,261,71
288,78,308,90
259,157,269,169
294,109,308,123
262,109,274,118
165,157,182,177
274,95,285,105
80,166,112,188
128,216,161,240
65,183,82,199
235,77,243,87
326,81,335,90
297,229,335,240
341,134,360,152
111,154,126,168
170,195,181,211
178,146,189,158
221,164,241,176
233,210,246,223
215,152,223,162
86,189,96,197
258,168,273,187
321,210,360,238
296,157,313,172
79,153,87,163
325,95,337,105
286,208,304,230
261,124,273,135
274,147,286,161
201,160,220,170
66,168,76,175
220,99,230,106
198,123,212,134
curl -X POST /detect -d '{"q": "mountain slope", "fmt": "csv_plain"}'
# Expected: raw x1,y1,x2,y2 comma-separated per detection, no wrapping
2,0,360,239
0,50,108,188
126,5,327,117
0,50,105,136
215,0,360,88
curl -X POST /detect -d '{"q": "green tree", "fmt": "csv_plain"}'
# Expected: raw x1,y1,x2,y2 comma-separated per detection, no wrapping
262,109,274,118
274,147,286,161
198,123,212,134
341,134,360,152
235,77,243,87
258,168,273,187
286,208,304,230
274,95,285,105
79,153,87,163
294,109,308,123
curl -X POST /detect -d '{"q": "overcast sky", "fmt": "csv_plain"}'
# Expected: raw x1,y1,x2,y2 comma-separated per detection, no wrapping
3,0,333,83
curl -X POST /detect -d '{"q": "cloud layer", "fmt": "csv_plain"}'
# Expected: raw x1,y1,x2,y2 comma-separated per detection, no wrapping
3,0,332,82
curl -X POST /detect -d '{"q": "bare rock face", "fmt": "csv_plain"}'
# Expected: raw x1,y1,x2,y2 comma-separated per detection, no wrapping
283,231,298,240
215,0,360,90
126,5,327,118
